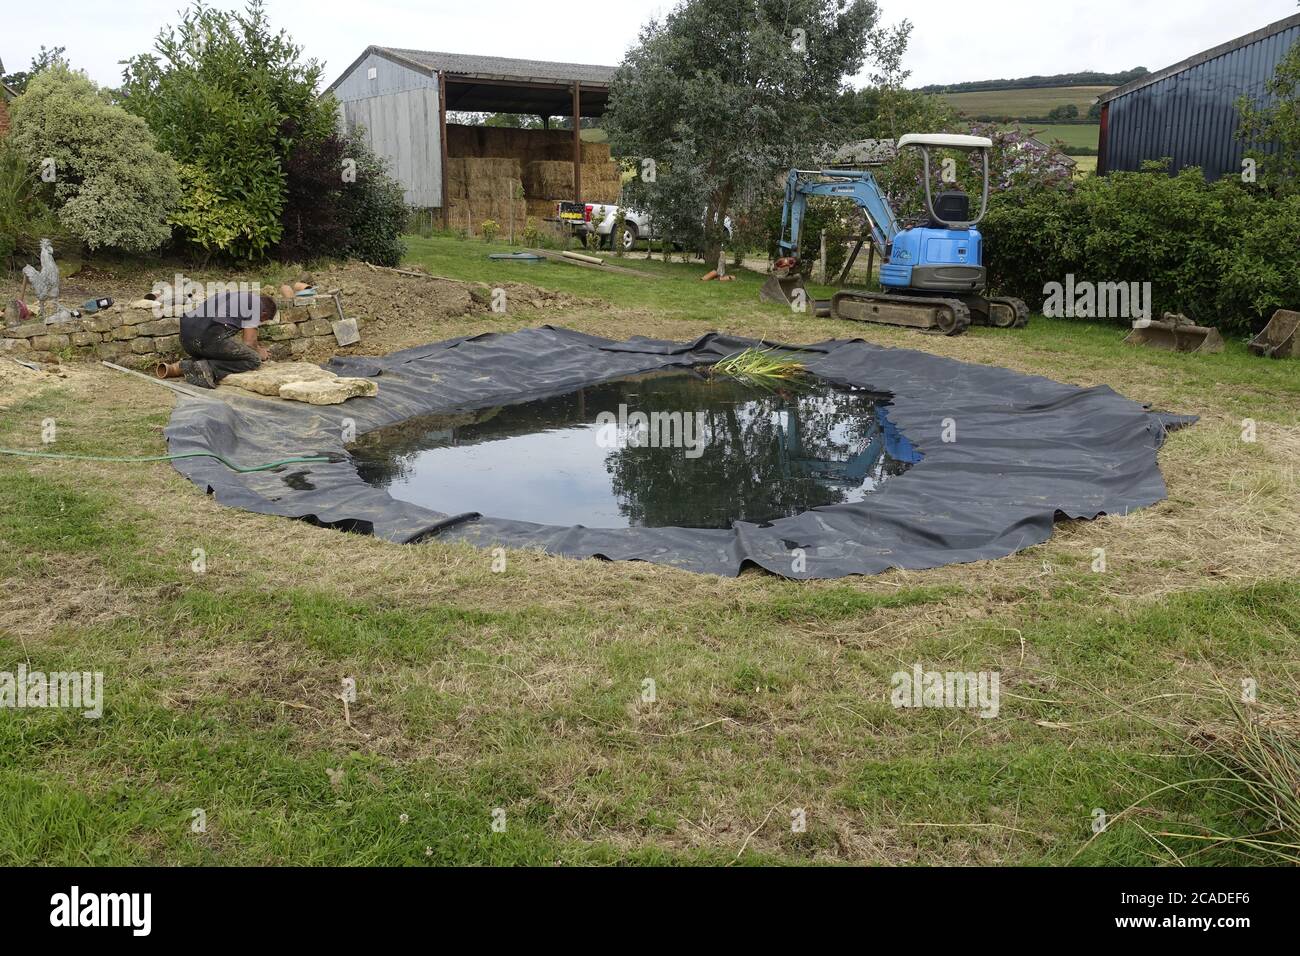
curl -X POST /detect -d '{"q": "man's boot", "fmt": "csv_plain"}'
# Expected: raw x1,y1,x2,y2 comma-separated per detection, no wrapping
179,359,217,389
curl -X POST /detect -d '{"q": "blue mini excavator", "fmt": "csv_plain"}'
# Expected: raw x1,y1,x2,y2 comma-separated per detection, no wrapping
761,134,1028,335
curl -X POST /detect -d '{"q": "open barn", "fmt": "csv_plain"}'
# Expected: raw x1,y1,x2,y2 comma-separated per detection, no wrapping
327,47,621,233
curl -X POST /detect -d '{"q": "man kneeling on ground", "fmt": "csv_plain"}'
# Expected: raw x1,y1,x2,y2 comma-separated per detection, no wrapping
177,292,276,388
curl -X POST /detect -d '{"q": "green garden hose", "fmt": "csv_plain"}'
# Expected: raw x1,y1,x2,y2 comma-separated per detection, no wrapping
0,449,343,473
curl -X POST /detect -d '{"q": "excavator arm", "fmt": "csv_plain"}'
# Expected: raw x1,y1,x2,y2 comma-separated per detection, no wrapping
773,169,900,261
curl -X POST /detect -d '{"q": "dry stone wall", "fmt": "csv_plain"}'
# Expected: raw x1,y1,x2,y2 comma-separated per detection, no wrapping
2,297,352,368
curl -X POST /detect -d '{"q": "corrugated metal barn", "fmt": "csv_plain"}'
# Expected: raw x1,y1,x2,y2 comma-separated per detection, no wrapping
326,47,616,220
1097,12,1300,179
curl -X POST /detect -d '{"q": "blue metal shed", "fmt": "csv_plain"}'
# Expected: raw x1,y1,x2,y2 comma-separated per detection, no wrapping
1097,12,1300,179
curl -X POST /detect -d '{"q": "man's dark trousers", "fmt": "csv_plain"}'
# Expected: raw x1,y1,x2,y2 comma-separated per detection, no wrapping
179,315,261,388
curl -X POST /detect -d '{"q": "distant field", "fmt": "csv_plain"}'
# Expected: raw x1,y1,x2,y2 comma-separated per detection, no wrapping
938,85,1112,118
1024,124,1099,150
1072,155,1098,175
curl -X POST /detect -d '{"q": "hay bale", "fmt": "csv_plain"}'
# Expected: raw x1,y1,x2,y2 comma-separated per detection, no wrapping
581,141,611,162
580,161,622,203
526,198,557,219
522,159,620,201
523,160,576,197
446,196,528,235
445,158,523,201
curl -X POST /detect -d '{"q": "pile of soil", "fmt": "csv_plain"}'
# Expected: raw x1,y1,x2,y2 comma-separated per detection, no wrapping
308,261,585,355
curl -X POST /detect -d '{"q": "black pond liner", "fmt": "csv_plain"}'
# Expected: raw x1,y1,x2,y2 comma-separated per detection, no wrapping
164,326,1195,579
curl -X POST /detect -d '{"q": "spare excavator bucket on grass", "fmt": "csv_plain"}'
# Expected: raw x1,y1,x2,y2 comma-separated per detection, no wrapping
1248,309,1299,359
1124,313,1224,355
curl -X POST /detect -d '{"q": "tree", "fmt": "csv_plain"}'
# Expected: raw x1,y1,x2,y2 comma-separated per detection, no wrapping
9,65,180,253
1046,104,1079,121
1,46,67,95
120,0,337,258
605,0,878,264
1238,39,1300,196
852,18,946,141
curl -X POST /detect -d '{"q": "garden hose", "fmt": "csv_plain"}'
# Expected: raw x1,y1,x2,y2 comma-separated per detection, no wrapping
0,449,345,473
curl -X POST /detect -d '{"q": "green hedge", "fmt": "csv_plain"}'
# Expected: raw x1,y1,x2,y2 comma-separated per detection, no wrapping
982,164,1300,335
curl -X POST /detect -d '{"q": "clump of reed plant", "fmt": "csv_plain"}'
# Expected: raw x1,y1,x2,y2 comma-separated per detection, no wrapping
710,347,808,389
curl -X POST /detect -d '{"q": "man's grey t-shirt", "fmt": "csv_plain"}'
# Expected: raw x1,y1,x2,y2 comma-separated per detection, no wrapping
183,292,267,330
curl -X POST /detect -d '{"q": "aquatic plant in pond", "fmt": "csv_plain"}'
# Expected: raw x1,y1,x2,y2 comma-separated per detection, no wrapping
710,346,809,389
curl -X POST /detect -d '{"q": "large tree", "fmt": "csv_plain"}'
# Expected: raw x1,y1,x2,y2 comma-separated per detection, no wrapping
605,0,878,264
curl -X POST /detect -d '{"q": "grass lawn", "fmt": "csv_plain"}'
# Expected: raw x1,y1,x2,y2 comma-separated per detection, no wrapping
1072,155,1099,176
1,236,1297,865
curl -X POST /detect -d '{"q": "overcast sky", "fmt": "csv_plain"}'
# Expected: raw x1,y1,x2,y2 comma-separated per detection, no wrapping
3,0,1296,91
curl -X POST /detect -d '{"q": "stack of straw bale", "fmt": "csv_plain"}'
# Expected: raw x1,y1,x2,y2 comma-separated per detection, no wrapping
444,125,624,222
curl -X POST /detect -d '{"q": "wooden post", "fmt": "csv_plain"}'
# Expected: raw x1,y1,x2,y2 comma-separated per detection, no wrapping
818,229,827,285
572,81,582,203
438,70,450,231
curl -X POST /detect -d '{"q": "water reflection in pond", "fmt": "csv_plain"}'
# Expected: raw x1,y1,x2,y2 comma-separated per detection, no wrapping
349,370,920,529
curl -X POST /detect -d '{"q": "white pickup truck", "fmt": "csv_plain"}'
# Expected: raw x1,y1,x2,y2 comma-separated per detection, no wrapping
574,203,733,251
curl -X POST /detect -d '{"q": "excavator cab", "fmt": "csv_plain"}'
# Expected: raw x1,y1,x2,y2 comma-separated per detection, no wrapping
880,134,991,296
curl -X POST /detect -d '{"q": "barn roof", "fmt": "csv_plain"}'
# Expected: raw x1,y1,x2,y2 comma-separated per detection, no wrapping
1098,11,1300,104
327,46,618,116
378,48,616,85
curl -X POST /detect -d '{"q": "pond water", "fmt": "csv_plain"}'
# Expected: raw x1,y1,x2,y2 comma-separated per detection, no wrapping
348,370,920,529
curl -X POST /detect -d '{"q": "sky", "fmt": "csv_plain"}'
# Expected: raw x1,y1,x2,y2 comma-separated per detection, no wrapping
3,0,1297,92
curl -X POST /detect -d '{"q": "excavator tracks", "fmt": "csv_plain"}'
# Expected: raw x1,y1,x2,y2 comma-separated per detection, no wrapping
829,290,972,335
964,295,1030,329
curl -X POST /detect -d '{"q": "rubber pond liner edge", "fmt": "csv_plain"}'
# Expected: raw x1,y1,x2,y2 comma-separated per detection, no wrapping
163,326,1196,579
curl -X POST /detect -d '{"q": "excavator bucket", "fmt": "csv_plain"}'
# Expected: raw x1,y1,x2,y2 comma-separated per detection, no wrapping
1248,309,1300,359
1123,313,1224,355
760,272,807,310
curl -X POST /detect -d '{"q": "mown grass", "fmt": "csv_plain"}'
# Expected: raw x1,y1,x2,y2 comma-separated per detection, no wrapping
1,237,1296,865
2,467,1291,865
